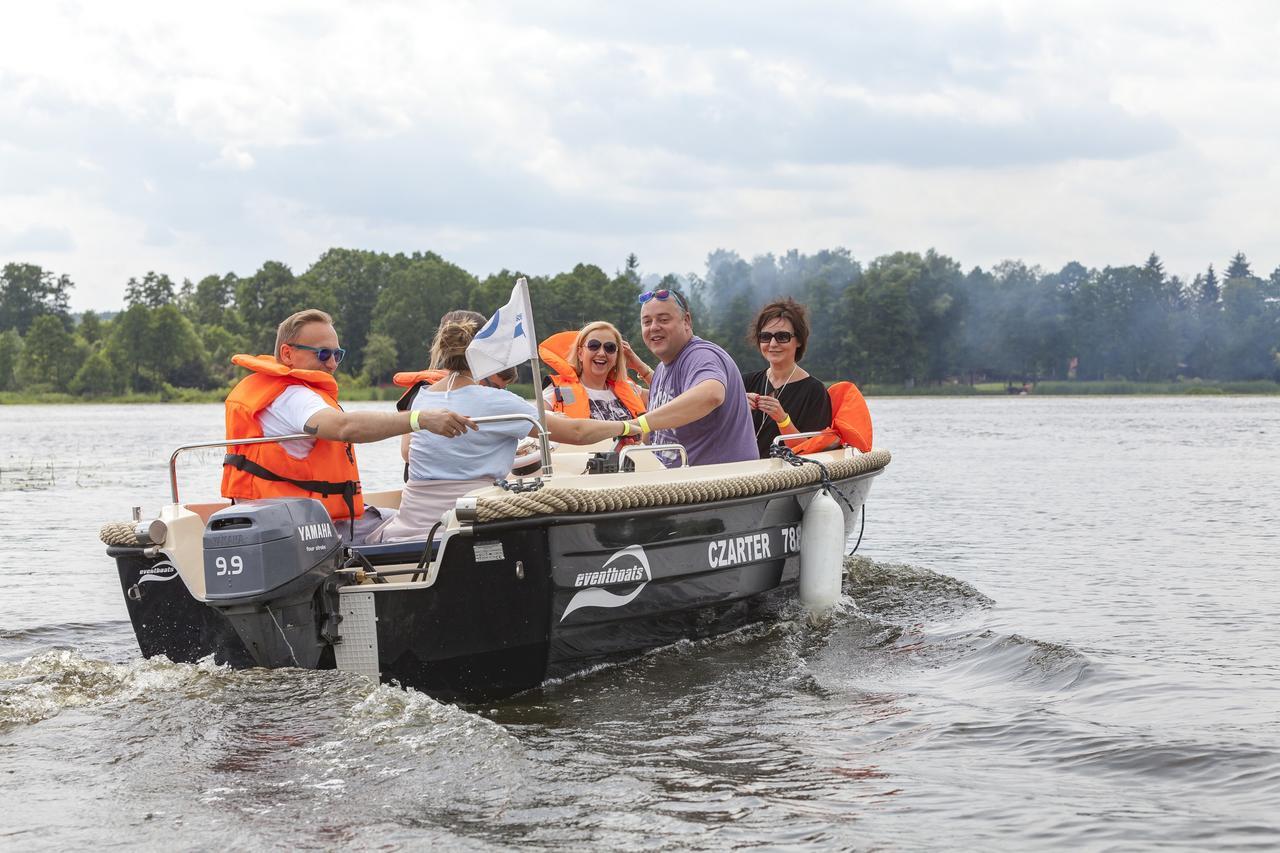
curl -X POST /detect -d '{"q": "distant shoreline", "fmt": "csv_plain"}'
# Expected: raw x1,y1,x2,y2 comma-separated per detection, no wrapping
2,379,1278,405
861,379,1280,397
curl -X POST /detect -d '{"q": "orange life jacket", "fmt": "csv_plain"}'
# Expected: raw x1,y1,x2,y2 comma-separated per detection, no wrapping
538,330,646,419
792,381,874,455
393,369,448,411
221,354,364,521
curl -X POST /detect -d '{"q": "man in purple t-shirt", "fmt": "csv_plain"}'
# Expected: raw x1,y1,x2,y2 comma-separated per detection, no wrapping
637,289,757,466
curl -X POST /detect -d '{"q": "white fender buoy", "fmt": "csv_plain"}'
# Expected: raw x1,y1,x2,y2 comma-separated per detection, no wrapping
799,488,845,614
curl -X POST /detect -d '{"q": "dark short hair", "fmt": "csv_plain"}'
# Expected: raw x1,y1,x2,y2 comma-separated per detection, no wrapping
749,298,811,362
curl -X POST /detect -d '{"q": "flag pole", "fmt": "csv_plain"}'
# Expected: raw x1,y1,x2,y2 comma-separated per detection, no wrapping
516,277,554,476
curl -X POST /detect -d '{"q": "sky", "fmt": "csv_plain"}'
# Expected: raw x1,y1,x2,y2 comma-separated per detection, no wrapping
1,0,1278,310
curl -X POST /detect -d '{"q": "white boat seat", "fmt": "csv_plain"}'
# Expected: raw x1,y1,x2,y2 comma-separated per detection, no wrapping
184,502,231,524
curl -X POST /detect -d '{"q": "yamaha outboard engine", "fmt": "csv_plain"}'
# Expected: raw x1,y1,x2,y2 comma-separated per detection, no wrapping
203,498,344,670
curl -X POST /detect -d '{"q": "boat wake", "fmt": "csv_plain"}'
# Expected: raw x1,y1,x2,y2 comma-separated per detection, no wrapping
844,555,994,622
0,649,231,730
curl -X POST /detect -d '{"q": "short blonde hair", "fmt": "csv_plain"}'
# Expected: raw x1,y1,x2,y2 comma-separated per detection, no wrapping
431,310,485,372
275,309,334,359
568,321,627,384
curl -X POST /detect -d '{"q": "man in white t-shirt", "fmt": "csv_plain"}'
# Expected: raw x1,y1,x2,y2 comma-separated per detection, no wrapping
222,309,476,543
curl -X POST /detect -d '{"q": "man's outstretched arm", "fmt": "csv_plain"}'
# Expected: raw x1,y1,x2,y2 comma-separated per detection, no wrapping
305,407,477,444
639,378,725,432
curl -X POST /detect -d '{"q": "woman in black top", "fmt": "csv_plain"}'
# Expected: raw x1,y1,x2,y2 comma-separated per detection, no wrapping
741,298,832,459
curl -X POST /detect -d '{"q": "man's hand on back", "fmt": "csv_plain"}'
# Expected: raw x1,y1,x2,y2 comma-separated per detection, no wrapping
416,409,478,438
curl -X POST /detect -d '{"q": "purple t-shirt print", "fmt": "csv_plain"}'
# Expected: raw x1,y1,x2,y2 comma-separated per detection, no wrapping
648,337,758,467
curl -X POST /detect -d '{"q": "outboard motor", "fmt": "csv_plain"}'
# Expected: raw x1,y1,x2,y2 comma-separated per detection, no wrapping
203,498,344,670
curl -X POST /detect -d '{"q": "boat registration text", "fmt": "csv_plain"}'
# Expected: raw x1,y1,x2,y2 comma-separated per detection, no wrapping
708,525,800,569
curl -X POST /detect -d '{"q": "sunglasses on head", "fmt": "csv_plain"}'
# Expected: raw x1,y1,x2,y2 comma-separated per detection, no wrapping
757,331,794,344
638,289,689,312
289,343,347,364
583,339,618,354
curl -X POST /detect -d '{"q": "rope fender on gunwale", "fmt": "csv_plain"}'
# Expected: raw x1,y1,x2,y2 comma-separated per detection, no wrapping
99,521,146,547
99,449,891,542
472,448,891,522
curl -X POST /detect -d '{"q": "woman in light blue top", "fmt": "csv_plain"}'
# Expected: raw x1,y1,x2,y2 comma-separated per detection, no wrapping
368,311,632,543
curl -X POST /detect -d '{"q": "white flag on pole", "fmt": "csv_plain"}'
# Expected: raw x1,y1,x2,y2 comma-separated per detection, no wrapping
466,279,536,379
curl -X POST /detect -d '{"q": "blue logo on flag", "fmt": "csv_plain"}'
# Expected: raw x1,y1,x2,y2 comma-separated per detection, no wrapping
475,310,501,339
474,309,525,340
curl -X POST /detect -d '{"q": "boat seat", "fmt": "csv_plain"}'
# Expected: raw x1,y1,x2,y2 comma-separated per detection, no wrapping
184,502,232,524
348,538,439,567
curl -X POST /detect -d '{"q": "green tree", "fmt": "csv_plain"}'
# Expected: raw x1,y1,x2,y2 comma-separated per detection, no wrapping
16,314,84,391
1198,264,1220,304
371,255,476,368
0,263,73,333
1220,278,1278,379
1224,252,1253,281
361,333,398,385
124,271,177,308
841,250,962,385
798,278,838,381
714,291,757,368
301,249,405,375
1184,265,1223,379
842,254,924,384
103,303,212,390
528,263,641,345
0,329,22,391
78,310,104,346
200,324,247,385
105,304,153,391
1127,252,1183,381
185,273,241,331
236,261,321,355
68,350,121,396
149,304,211,388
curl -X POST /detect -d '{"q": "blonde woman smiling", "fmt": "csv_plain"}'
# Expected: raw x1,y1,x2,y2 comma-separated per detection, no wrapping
540,320,647,421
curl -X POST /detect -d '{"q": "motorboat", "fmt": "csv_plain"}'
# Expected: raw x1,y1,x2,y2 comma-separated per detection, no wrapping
104,420,889,703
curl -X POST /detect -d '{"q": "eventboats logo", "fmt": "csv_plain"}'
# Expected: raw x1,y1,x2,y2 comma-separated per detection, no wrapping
560,545,651,622
137,559,179,584
127,558,180,601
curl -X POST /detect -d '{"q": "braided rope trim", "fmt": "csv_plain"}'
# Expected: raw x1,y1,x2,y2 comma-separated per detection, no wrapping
474,448,891,522
100,521,142,546
98,449,891,540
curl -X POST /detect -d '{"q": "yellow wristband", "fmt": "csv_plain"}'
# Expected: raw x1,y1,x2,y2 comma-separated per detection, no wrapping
620,420,632,437
637,414,651,434
409,410,422,432
777,415,792,429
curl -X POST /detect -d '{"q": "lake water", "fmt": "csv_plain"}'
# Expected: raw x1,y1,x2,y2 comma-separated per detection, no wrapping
1,397,1277,850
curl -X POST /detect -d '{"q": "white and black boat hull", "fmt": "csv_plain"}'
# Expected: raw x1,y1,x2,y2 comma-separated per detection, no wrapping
108,464,881,702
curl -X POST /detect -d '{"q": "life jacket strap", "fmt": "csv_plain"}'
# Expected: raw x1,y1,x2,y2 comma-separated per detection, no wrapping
223,452,360,528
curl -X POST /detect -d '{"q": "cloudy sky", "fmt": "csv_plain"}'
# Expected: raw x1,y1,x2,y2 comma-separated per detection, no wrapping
1,0,1277,309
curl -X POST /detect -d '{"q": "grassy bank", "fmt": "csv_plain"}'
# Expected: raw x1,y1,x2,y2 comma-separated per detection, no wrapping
0,382,541,405
0,388,229,404
3,379,1277,405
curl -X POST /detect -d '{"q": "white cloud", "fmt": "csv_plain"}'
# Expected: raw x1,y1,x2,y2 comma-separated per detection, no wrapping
0,0,1277,309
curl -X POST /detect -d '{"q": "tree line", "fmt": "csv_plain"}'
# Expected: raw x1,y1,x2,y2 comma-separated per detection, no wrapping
1,246,1277,397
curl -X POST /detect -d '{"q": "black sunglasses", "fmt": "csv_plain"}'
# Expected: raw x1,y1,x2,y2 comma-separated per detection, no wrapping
758,331,794,344
584,339,618,354
289,343,347,364
638,289,689,312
